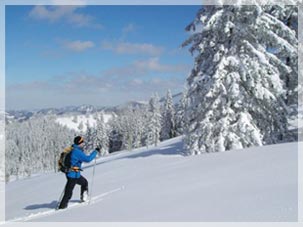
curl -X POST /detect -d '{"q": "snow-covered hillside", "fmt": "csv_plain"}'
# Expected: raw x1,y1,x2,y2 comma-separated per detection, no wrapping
5,137,298,222
55,113,113,132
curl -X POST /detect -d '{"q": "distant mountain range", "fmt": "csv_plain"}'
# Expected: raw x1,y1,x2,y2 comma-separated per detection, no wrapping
5,104,101,123
5,92,183,124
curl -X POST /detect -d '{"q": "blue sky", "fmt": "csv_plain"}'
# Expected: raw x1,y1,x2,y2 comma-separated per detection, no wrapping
6,5,200,110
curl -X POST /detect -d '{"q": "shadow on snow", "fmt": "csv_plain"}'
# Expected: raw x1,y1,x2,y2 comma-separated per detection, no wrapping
24,200,80,210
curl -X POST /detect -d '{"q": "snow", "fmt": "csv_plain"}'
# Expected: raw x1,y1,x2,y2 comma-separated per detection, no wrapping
5,137,297,222
243,40,269,65
55,113,113,132
288,105,303,132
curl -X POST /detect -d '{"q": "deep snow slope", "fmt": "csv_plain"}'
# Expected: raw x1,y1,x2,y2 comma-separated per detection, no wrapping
5,137,298,222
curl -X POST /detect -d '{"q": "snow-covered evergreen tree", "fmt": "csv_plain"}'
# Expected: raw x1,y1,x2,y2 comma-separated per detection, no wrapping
115,107,145,151
84,120,95,152
94,113,109,155
160,90,176,140
106,104,151,152
146,93,162,147
5,116,74,181
299,4,303,111
108,109,131,151
183,5,291,155
262,4,298,107
72,115,78,123
138,105,150,147
78,121,84,133
134,107,147,148
114,111,129,151
108,115,123,152
175,91,188,136
5,139,20,182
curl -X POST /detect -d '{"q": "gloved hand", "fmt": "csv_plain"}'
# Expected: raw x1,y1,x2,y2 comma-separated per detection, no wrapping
95,147,101,153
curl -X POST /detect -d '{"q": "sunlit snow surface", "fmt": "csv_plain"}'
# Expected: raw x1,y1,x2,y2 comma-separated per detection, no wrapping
5,137,298,222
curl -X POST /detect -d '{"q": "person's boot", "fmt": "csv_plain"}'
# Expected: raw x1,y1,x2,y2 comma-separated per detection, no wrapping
80,191,89,202
58,203,67,209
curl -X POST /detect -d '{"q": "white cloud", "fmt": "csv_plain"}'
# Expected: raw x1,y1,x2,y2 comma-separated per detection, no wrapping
29,5,102,28
62,40,95,52
7,70,186,110
29,6,82,23
121,76,185,95
122,23,136,34
101,41,164,56
130,79,144,86
103,57,189,79
133,57,188,73
121,23,137,40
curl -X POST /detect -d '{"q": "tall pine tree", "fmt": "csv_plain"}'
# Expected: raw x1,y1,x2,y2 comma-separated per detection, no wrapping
175,91,188,136
94,113,109,155
263,4,298,107
160,90,176,140
147,93,162,147
183,5,292,154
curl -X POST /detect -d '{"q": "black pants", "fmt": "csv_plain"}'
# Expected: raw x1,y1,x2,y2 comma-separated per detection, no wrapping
59,175,88,209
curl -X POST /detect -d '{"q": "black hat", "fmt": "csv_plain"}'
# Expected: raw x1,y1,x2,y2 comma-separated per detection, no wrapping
74,136,84,145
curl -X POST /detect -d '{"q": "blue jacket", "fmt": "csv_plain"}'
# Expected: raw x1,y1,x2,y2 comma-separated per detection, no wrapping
67,144,98,178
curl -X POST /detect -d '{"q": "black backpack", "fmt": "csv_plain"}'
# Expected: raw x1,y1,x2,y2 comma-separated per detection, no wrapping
58,146,73,173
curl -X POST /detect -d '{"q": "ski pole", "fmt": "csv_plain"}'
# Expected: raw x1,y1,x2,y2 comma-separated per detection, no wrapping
56,187,65,210
89,158,97,204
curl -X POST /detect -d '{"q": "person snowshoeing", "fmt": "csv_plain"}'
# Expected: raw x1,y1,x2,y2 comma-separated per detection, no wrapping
58,136,100,209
